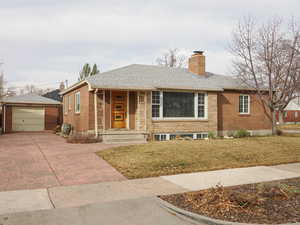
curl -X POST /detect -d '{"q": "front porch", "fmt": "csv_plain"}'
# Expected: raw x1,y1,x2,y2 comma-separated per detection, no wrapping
94,90,150,143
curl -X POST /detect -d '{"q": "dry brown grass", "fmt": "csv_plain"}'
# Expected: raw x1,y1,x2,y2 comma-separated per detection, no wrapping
278,124,300,130
97,136,300,179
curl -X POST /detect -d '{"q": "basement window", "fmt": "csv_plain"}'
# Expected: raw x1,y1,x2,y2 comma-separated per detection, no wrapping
196,133,208,139
154,133,208,141
154,134,167,141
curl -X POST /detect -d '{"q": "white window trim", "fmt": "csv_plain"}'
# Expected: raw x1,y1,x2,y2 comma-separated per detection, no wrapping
75,92,80,114
64,97,68,115
151,91,208,120
239,94,250,115
68,95,72,110
154,132,208,141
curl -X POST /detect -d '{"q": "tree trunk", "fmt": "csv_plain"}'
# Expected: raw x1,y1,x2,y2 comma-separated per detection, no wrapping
271,110,277,135
278,111,284,124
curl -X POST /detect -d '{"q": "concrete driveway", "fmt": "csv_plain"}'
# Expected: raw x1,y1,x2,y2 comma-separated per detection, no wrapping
0,133,126,192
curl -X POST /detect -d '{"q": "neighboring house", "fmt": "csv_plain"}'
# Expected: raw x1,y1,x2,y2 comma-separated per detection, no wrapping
277,97,300,123
42,82,65,102
43,89,62,102
1,94,62,133
61,51,272,142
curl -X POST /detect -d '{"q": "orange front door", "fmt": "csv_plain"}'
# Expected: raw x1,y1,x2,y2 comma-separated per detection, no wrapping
111,91,127,128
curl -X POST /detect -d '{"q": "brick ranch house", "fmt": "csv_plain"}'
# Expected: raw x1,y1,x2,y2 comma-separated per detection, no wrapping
61,51,272,142
276,97,300,124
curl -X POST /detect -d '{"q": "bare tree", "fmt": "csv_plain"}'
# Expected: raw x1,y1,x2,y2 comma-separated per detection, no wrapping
156,48,187,68
230,16,300,134
21,84,52,95
0,72,4,99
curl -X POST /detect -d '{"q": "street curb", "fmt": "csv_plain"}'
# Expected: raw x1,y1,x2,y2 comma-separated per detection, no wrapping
157,198,300,225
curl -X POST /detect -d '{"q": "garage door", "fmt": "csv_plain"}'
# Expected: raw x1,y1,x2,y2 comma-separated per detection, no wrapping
12,107,45,131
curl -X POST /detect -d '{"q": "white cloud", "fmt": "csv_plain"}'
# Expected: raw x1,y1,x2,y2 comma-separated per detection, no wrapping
0,0,299,88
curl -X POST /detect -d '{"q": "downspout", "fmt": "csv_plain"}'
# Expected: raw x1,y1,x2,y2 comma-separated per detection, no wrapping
94,89,99,138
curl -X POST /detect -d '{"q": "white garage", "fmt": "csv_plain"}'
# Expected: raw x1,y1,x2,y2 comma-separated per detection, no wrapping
12,107,45,131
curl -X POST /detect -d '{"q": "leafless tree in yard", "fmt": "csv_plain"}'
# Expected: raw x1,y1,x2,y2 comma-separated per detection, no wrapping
156,48,187,68
230,16,300,134
22,84,52,95
0,72,4,99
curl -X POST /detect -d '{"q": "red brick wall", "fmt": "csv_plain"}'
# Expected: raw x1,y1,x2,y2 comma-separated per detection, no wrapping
45,106,61,130
4,105,12,133
63,84,90,132
3,105,61,133
218,91,272,131
63,84,102,133
276,110,300,123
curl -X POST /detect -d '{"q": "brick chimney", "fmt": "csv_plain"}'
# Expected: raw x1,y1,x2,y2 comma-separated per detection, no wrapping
188,51,206,76
59,81,65,91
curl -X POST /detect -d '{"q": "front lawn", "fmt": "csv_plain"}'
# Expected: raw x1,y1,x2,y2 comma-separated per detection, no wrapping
278,124,300,130
97,136,300,179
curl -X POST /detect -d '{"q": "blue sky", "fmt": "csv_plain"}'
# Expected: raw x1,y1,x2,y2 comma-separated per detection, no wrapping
1,0,299,90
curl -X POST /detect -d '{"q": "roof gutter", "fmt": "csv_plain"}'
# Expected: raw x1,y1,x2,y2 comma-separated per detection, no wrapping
60,80,90,95
88,86,224,92
155,87,224,92
0,102,61,105
89,86,154,91
223,87,269,92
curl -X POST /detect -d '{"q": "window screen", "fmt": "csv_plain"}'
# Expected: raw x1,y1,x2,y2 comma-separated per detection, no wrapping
68,96,72,110
152,91,160,118
75,92,80,113
163,92,194,117
196,133,208,139
64,97,68,114
239,95,249,114
198,93,205,118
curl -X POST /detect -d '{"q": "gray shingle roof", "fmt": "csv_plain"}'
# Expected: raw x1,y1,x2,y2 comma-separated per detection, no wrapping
1,94,62,105
86,64,246,91
285,97,300,110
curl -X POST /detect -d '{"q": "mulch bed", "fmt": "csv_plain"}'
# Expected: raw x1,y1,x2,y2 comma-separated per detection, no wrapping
159,178,300,224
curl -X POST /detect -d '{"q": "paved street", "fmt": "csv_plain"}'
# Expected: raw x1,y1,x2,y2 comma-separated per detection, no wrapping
0,133,125,191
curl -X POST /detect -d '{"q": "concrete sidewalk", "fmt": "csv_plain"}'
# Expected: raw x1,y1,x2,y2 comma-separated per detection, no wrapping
0,197,198,225
0,163,299,215
162,165,300,191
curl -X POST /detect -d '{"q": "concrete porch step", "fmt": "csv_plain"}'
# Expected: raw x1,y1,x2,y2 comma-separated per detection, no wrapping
103,140,147,144
102,133,148,144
